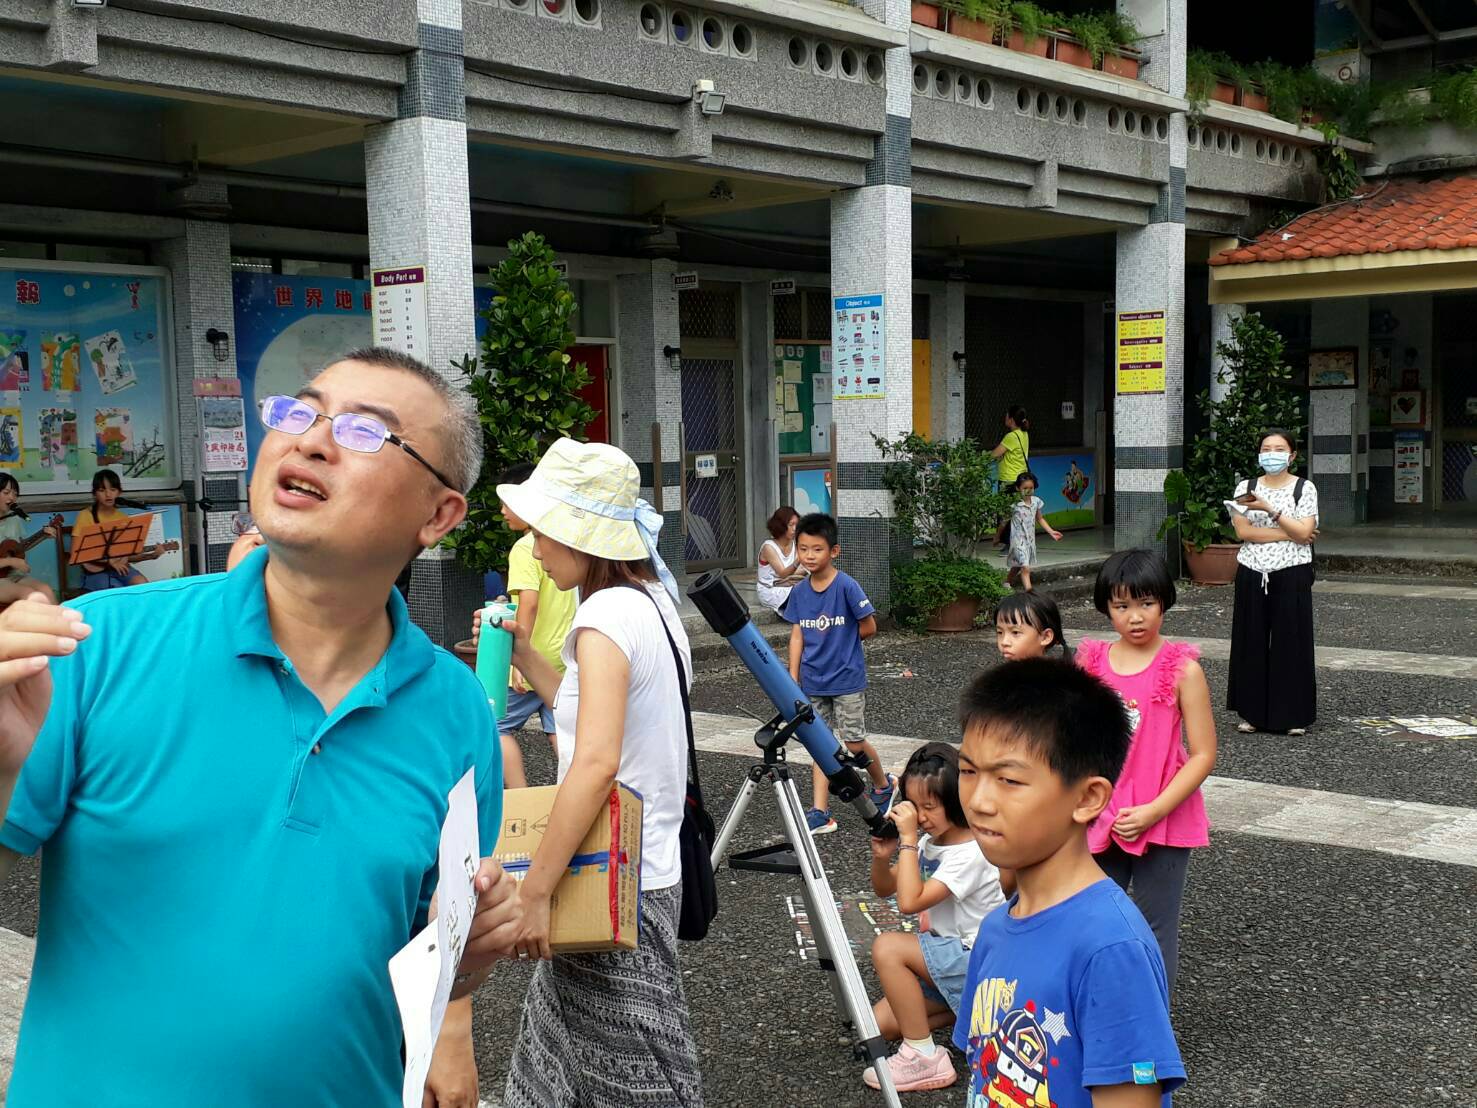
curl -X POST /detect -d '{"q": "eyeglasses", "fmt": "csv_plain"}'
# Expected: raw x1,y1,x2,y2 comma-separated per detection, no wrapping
259,395,457,490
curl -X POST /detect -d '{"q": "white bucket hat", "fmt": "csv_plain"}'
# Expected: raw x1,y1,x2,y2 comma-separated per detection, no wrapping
496,438,679,602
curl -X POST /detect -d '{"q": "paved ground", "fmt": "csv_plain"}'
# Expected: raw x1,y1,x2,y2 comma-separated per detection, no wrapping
0,573,1473,1106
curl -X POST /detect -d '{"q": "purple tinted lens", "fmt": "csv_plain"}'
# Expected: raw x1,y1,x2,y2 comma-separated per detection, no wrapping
262,396,316,433
332,412,387,453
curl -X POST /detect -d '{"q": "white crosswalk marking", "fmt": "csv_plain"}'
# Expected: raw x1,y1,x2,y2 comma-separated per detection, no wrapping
691,712,1477,869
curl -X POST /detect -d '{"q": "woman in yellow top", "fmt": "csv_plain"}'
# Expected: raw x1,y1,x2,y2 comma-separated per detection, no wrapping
991,405,1031,488
72,469,162,592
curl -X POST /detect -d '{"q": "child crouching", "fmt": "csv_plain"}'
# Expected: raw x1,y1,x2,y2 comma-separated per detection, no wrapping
864,742,1010,1093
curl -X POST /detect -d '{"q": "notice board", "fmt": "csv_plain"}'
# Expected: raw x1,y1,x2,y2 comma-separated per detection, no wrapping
774,342,832,457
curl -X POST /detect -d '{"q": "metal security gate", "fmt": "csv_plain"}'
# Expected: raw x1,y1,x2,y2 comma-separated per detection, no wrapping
679,282,746,570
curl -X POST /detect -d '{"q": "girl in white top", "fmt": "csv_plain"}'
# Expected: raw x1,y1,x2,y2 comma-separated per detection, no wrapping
488,438,702,1107
863,742,1010,1094
756,506,807,613
1227,428,1319,737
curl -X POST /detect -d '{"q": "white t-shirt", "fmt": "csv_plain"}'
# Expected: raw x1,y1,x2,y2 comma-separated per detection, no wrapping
918,833,1004,947
756,538,806,612
553,583,692,891
1234,477,1319,574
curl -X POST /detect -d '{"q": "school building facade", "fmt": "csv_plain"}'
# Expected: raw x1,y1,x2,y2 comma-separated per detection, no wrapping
0,0,1472,642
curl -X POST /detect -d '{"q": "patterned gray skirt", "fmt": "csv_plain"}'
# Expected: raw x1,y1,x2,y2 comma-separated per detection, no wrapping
504,883,704,1107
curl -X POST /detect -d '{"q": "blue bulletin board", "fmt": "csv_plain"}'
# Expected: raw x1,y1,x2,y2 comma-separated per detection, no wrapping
0,263,179,492
17,503,187,596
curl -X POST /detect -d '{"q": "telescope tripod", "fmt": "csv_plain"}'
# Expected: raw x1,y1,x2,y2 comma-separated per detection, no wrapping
711,708,903,1108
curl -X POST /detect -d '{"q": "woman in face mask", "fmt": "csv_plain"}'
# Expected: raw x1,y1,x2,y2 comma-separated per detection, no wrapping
1226,429,1319,736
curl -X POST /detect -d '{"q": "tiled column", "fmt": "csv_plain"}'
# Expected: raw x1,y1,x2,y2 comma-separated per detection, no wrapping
1209,301,1243,404
364,0,476,380
829,0,914,610
154,210,241,573
1113,0,1187,549
365,0,480,647
616,261,685,571
940,282,967,441
1308,298,1367,527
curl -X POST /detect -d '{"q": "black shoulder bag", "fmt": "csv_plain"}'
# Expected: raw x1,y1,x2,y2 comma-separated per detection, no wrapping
630,586,719,941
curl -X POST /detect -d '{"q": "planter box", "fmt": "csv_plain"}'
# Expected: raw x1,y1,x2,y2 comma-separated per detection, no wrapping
1006,28,1050,56
910,0,943,29
926,596,982,633
949,16,997,44
1183,542,1241,586
1101,51,1140,79
1239,87,1269,112
1211,80,1238,105
1053,36,1094,69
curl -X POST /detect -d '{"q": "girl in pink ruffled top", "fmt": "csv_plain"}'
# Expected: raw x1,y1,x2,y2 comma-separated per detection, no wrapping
1075,549,1217,993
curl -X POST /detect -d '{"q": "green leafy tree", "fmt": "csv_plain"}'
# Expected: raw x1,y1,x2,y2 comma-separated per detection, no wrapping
1160,312,1305,551
875,432,1012,630
442,232,596,575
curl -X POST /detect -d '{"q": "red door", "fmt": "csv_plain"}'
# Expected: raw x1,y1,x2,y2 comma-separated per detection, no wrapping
570,344,609,443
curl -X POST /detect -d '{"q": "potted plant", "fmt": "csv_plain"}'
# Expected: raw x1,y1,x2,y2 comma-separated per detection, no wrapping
1158,312,1305,585
911,0,945,30
1097,11,1141,79
444,231,596,640
1053,13,1107,69
875,432,1012,632
1187,49,1241,108
1004,1,1051,56
945,0,1007,45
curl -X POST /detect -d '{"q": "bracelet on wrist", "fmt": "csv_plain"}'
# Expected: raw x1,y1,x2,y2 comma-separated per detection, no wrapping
898,842,919,853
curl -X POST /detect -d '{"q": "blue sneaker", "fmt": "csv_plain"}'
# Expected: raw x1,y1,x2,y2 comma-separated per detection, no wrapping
805,808,838,835
870,774,897,812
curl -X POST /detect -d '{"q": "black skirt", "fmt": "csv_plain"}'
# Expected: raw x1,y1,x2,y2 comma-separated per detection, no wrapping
1227,561,1316,732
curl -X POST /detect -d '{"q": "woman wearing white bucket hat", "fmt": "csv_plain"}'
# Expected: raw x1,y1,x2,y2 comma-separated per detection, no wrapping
481,438,702,1107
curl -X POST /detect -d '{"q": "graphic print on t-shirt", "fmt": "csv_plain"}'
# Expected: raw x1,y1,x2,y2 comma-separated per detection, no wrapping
964,978,1069,1108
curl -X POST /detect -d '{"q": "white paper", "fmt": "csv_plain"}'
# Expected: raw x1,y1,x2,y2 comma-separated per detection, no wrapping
390,766,481,1108
1223,499,1250,518
145,513,165,547
782,360,803,383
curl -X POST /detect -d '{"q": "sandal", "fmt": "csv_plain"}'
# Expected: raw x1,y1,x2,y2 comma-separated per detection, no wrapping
1288,728,1307,736
1236,722,1256,734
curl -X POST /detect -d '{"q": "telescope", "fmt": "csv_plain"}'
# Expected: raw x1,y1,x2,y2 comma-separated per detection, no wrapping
688,570,895,838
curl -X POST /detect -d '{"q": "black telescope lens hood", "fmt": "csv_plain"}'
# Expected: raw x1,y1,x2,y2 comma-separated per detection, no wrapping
687,570,751,637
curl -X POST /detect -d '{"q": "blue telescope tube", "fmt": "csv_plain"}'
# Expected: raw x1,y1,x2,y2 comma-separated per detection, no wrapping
688,571,892,835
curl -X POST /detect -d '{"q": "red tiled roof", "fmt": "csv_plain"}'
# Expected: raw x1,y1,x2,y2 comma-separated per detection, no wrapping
1209,175,1477,266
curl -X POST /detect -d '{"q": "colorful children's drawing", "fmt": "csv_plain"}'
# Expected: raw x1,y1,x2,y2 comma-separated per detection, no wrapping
41,333,82,393
93,407,133,468
38,407,79,472
0,407,22,466
85,330,138,395
0,331,27,392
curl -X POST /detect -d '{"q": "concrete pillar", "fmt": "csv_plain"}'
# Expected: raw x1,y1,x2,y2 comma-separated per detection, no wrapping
364,0,476,381
155,210,241,573
1113,0,1187,550
365,0,479,648
616,261,684,571
744,278,777,556
940,282,967,441
1209,301,1243,404
829,0,914,610
1308,298,1367,527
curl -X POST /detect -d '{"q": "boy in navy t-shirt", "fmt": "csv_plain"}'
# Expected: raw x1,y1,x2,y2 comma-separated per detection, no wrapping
783,513,894,835
953,658,1185,1107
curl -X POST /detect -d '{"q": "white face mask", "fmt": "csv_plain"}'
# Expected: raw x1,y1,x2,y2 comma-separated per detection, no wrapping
1259,451,1290,475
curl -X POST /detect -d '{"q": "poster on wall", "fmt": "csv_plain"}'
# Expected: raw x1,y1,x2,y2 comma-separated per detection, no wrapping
1393,430,1423,504
234,273,497,473
789,464,832,517
0,266,177,490
831,294,885,400
200,396,248,473
1116,310,1166,394
1029,453,1097,530
14,503,186,596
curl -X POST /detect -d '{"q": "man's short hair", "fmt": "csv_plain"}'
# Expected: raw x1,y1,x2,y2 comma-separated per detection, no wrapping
796,512,839,548
958,658,1131,784
333,347,483,493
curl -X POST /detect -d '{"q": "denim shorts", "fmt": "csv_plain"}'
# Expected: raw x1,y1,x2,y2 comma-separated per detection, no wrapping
498,688,556,735
918,931,971,1015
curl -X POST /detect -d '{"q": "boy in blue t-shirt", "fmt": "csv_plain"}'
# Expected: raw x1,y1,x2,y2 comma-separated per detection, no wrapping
782,512,894,835
953,658,1185,1107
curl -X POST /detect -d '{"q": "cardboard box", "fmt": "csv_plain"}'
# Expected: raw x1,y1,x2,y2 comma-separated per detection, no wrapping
493,783,643,952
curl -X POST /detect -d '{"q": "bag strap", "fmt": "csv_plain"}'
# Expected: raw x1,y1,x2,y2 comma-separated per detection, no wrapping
1293,476,1306,506
624,584,703,797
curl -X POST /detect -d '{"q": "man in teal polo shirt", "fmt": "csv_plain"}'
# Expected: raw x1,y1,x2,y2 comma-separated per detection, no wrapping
0,348,519,1106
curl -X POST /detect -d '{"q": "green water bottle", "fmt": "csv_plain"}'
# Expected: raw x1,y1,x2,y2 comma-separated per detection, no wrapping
476,600,517,721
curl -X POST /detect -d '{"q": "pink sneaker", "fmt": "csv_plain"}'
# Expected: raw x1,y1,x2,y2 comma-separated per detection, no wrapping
862,1042,957,1092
